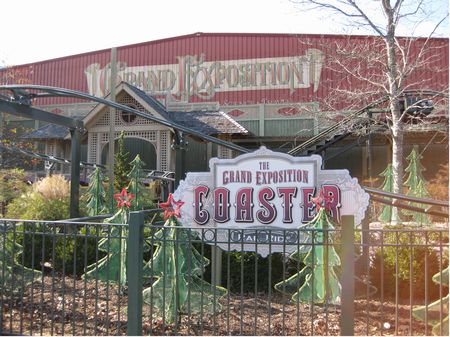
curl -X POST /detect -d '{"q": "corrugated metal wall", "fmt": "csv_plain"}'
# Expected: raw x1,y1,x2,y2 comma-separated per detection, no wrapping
1,33,447,108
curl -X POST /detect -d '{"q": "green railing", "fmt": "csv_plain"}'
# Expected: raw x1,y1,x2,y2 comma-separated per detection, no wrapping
1,212,448,336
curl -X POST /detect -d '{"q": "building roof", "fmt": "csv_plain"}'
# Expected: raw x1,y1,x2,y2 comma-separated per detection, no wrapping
23,123,69,140
23,83,248,140
124,83,248,135
23,115,85,140
167,110,248,135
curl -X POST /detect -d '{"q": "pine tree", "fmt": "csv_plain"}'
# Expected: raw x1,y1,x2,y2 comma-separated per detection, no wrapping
0,223,41,293
114,131,130,192
82,208,129,287
85,167,107,216
413,265,449,335
142,216,227,323
378,164,396,223
127,154,147,211
402,148,431,225
274,208,341,304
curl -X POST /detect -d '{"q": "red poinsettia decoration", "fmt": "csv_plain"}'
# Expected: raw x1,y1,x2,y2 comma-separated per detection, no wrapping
311,188,334,212
114,188,135,208
159,193,185,219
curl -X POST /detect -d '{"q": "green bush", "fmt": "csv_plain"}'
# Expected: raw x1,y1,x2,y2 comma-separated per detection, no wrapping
53,225,103,276
6,192,70,221
220,251,289,293
370,229,448,301
0,168,31,216
17,223,103,276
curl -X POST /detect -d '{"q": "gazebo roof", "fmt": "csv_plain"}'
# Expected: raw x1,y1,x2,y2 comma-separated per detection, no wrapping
24,82,248,140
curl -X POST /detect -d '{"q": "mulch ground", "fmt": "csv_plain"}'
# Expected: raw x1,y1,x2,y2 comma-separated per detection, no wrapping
1,274,437,336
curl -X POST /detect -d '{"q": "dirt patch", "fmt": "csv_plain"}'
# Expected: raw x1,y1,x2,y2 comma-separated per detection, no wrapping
1,274,436,336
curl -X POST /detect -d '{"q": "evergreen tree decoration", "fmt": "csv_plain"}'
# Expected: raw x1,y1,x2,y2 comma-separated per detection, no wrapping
0,223,41,293
402,148,431,225
142,194,227,323
274,207,341,305
127,154,147,211
82,208,128,286
404,148,425,192
413,265,449,335
82,188,134,286
378,164,396,223
114,132,131,192
85,167,107,216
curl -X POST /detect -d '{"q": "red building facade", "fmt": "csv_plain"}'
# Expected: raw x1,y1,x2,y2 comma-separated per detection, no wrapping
1,33,448,179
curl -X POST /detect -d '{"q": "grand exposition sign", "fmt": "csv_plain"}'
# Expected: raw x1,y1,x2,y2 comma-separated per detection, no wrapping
84,49,324,99
173,147,369,256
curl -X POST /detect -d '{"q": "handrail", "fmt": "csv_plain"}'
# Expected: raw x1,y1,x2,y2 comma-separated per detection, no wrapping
363,186,448,207
370,196,448,218
287,90,448,156
287,96,389,155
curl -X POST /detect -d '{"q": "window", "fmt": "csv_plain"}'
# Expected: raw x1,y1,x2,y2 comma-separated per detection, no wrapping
120,106,137,124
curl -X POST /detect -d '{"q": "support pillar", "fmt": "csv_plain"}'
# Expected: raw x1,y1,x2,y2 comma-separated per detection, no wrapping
174,131,187,189
341,215,355,336
69,128,81,218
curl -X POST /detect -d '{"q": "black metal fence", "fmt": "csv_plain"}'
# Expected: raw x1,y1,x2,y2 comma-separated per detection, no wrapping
1,214,448,336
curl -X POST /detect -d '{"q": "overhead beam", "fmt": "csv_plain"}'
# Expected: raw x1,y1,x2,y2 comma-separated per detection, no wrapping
0,100,83,130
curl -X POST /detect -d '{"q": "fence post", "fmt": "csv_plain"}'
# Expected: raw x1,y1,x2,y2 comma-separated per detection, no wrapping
128,211,144,336
340,215,355,336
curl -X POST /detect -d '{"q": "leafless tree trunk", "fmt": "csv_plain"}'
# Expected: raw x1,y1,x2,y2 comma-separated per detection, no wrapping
291,0,448,221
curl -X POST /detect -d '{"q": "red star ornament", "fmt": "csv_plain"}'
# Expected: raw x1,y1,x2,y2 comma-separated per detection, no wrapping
159,193,185,219
114,188,135,208
311,188,334,212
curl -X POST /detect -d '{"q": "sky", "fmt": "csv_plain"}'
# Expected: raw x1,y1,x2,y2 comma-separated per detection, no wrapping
1,0,448,66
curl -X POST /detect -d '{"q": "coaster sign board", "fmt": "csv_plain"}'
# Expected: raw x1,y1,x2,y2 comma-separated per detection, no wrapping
173,146,369,256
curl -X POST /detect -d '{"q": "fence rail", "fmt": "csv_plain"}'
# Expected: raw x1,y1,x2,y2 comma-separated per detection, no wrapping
1,214,448,336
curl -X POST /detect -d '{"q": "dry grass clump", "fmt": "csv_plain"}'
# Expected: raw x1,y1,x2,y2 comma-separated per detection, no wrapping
33,174,70,200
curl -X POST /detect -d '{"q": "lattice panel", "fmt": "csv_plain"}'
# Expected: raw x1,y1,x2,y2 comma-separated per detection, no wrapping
160,131,168,171
94,94,157,127
95,130,165,169
100,131,157,145
89,133,98,163
46,143,55,157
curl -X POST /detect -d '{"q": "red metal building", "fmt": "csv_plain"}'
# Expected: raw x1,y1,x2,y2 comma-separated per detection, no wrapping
1,32,448,179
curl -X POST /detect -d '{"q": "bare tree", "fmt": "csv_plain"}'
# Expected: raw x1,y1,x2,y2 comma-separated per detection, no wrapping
291,0,448,220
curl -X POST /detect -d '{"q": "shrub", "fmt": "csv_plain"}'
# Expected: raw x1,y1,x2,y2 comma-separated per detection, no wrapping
220,251,288,293
0,168,31,216
33,174,70,200
53,225,103,276
369,229,448,302
6,174,95,276
6,174,72,221
17,223,102,276
6,192,70,221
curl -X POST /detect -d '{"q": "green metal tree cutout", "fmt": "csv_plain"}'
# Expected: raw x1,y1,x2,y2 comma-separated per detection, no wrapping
82,188,133,287
85,167,107,216
127,154,147,211
413,265,449,335
143,194,227,323
0,223,41,293
378,164,395,223
274,192,341,305
402,148,431,224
